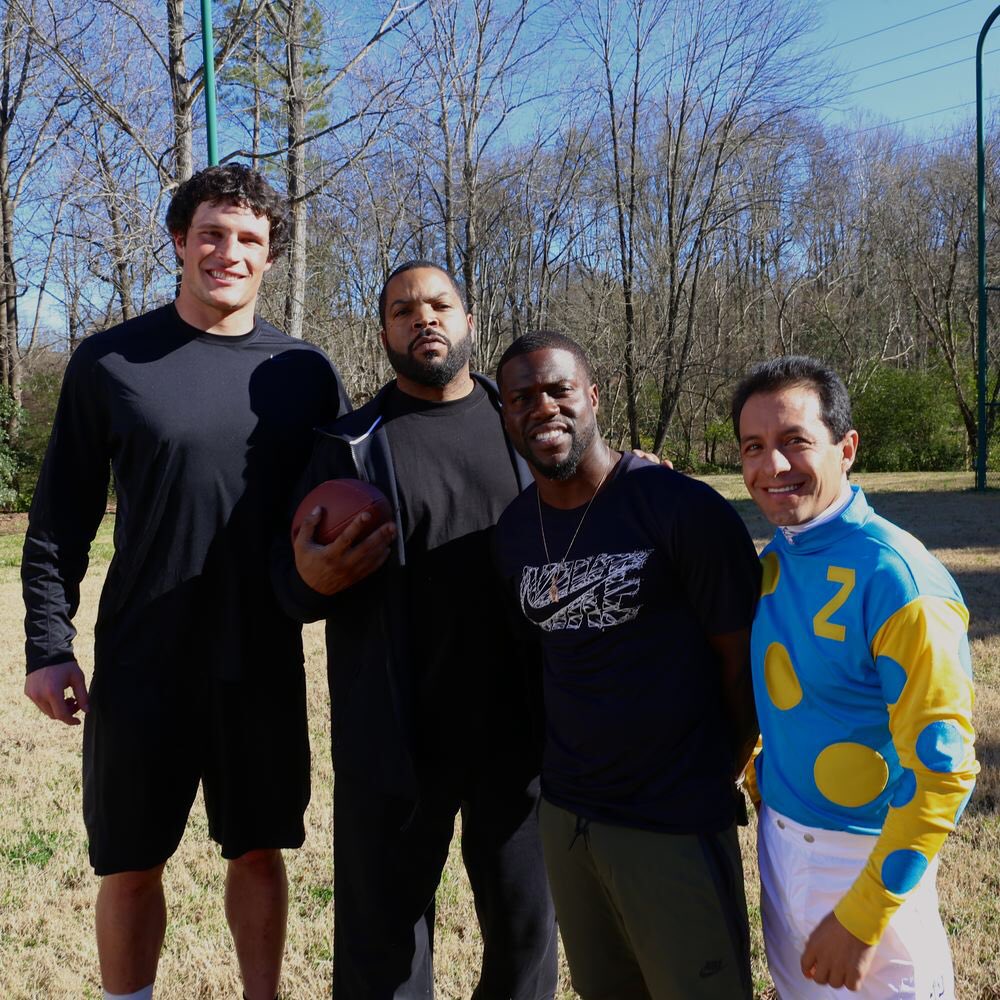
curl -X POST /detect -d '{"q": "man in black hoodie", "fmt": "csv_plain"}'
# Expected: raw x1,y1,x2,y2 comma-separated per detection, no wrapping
275,261,557,1000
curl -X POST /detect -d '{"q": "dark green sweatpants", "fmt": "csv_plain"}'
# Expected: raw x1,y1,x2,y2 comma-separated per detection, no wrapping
539,800,752,1000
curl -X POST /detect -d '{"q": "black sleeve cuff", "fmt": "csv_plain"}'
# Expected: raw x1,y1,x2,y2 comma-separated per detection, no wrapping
25,652,79,675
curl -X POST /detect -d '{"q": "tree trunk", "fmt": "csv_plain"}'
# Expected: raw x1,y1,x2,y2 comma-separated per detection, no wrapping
167,0,193,182
439,95,456,275
0,11,20,440
251,16,262,169
602,9,640,449
0,153,16,398
283,0,306,339
95,129,135,322
462,152,478,317
67,279,82,351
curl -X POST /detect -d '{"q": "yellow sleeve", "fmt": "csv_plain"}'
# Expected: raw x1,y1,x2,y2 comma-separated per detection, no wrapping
834,596,978,945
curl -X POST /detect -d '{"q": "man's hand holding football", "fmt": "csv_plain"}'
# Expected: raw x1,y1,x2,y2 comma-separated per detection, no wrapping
293,506,396,595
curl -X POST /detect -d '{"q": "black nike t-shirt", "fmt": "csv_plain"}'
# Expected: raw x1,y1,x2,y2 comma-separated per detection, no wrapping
382,382,525,763
494,453,760,833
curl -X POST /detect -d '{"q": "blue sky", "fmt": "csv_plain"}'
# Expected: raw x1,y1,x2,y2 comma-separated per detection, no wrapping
28,1,1000,340
811,0,1000,138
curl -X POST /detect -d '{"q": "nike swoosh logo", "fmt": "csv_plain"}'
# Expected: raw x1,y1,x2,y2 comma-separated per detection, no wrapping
519,549,654,631
527,580,601,616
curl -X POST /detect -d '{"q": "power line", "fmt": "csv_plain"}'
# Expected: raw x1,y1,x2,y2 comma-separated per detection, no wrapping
827,0,976,51
888,132,961,154
845,98,984,135
845,46,1000,97
891,127,995,154
821,92,1000,142
837,31,977,79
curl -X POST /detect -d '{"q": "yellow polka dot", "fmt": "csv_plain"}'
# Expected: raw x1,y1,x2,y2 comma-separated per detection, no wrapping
814,743,889,808
760,552,780,596
764,643,802,710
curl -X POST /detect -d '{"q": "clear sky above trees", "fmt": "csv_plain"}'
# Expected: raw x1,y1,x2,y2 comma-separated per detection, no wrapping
814,0,1000,136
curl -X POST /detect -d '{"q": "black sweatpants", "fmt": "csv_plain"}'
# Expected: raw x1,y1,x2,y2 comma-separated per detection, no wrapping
332,765,558,1000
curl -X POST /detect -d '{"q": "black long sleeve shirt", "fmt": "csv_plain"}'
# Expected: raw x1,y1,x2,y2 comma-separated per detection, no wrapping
22,304,347,680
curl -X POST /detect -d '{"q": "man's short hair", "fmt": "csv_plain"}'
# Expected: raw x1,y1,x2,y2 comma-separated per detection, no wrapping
730,355,854,442
377,260,467,328
165,164,290,260
495,330,596,388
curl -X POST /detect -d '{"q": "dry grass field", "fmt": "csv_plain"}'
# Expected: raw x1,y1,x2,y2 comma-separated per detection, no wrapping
0,471,997,998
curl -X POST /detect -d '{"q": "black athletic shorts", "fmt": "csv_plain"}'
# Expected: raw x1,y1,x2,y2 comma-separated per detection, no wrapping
81,630,310,877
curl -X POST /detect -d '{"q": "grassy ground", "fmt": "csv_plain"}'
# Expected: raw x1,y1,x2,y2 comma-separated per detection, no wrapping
0,472,997,998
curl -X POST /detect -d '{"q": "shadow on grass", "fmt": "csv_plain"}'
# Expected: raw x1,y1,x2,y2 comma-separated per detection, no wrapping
967,737,1000,818
952,570,1000,644
731,490,1000,552
727,497,778,546
730,490,1000,640
864,491,1000,552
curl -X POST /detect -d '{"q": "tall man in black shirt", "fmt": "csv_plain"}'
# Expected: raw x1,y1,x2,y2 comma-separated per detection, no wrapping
275,261,558,999
22,165,347,1000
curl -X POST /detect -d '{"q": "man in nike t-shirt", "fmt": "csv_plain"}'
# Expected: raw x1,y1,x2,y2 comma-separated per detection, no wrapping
493,330,760,999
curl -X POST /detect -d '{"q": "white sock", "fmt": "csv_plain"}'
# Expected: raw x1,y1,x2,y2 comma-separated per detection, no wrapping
103,986,154,1000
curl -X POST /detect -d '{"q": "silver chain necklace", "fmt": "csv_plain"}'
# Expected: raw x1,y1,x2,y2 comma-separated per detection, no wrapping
536,454,613,603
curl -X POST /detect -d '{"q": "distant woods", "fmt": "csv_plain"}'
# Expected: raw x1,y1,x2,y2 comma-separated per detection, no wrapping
2,0,999,508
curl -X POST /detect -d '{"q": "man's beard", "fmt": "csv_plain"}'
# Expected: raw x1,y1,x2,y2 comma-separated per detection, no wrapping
387,332,473,388
528,420,596,481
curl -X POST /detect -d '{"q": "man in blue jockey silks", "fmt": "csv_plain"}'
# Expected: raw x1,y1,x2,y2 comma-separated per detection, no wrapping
731,356,978,998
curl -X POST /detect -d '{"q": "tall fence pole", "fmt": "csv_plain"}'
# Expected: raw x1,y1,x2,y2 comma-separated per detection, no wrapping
201,0,219,165
976,5,1000,489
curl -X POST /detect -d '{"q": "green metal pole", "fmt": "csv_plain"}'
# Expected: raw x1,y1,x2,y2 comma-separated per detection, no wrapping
201,0,219,166
977,6,1000,489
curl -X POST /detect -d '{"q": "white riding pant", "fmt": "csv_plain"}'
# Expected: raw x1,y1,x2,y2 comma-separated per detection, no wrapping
758,804,953,999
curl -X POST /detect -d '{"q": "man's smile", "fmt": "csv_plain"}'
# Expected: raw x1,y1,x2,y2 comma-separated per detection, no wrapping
530,424,569,446
207,269,244,283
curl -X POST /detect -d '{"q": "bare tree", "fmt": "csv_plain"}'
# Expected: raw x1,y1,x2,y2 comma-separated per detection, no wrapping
14,0,271,185
223,0,426,338
570,0,670,448
0,0,77,439
403,0,558,319
873,138,981,459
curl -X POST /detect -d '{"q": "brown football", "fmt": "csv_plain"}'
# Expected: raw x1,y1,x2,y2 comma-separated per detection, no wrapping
291,479,393,546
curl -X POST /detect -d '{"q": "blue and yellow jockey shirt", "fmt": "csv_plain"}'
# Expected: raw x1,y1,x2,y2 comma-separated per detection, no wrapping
748,486,978,945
